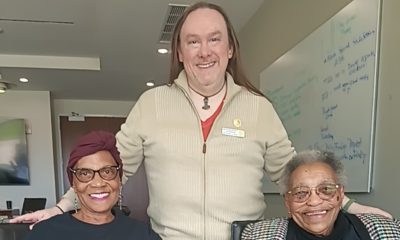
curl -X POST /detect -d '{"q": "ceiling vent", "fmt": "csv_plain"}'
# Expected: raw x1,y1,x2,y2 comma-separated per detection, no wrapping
159,4,188,43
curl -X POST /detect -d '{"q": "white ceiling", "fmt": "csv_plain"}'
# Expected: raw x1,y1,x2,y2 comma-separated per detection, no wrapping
0,0,264,101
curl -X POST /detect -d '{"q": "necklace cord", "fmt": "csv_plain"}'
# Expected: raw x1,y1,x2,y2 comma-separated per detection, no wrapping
188,81,226,110
188,81,226,98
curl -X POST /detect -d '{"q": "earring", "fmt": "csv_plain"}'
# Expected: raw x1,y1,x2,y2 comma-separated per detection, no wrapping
119,184,123,210
74,197,78,213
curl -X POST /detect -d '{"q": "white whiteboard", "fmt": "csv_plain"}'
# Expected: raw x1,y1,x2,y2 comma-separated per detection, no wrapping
261,0,381,193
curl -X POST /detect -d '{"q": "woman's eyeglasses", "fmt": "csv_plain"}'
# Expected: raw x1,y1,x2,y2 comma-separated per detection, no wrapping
286,183,340,203
69,165,120,183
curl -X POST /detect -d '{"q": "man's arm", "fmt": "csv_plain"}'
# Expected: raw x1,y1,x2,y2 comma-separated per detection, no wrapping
342,195,393,218
10,188,75,228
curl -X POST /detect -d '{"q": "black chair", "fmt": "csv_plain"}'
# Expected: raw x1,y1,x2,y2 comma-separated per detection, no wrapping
231,220,262,240
112,205,131,216
21,198,46,215
0,223,30,240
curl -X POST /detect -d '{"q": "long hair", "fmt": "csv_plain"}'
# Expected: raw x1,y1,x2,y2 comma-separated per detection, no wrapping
168,2,265,97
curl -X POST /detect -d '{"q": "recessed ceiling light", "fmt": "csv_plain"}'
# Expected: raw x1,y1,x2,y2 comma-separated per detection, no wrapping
146,82,155,87
157,48,168,54
19,77,29,83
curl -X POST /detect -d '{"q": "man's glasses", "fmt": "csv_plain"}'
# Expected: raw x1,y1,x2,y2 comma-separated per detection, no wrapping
69,165,120,183
286,183,340,203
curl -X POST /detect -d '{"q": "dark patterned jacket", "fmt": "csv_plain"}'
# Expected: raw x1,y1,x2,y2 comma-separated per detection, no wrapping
241,214,400,240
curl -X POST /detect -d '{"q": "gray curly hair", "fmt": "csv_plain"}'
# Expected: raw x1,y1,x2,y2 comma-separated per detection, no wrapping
278,150,347,195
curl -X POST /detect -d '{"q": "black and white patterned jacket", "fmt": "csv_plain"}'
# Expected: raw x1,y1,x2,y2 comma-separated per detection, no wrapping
241,214,400,240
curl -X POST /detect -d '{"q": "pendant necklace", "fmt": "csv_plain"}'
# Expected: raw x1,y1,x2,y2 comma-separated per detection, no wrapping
189,81,226,110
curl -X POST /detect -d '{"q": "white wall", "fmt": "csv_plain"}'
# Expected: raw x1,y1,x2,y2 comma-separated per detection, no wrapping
0,91,56,210
52,99,134,196
239,0,400,218
349,0,400,217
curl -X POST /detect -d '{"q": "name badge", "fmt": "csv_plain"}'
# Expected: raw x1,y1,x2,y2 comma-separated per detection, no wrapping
221,127,245,138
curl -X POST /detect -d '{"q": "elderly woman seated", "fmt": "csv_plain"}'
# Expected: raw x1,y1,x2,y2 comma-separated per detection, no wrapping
241,150,400,240
26,131,160,240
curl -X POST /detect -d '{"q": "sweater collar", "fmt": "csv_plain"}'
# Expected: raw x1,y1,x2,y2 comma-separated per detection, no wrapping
174,70,242,102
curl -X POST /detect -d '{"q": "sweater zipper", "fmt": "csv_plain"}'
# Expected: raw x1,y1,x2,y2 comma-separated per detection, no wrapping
177,82,234,239
177,84,208,239
177,84,208,153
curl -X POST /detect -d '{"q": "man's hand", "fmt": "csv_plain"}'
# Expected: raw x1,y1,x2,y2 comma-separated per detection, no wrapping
348,201,393,218
343,196,393,219
9,206,63,229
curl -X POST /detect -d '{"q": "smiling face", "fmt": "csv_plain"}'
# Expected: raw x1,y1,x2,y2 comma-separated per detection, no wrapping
72,150,120,219
178,8,233,93
284,162,344,236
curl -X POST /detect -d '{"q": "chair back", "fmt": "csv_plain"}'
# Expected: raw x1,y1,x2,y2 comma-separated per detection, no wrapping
0,223,30,240
21,198,46,215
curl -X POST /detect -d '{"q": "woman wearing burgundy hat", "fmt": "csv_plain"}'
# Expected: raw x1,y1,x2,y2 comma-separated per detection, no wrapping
25,131,160,240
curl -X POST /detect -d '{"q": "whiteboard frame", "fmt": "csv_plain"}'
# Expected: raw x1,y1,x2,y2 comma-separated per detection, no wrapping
369,0,382,193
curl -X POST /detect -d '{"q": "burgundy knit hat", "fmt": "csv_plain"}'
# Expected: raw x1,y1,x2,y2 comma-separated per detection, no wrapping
67,131,123,185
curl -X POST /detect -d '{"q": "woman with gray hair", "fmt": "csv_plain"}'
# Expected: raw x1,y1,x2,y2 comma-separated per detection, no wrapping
241,150,400,240
278,150,347,195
